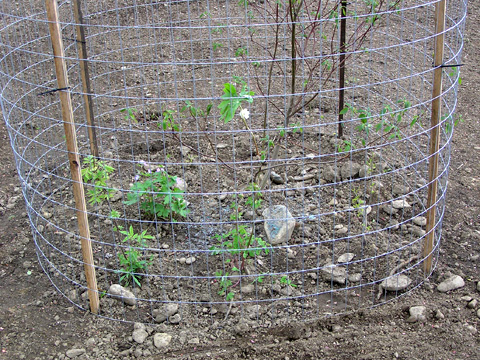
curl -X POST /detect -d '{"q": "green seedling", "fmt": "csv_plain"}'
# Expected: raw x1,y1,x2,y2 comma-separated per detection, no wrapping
81,155,115,205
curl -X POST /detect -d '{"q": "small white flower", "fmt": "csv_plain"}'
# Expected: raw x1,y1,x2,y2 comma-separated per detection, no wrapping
134,174,140,181
239,108,250,120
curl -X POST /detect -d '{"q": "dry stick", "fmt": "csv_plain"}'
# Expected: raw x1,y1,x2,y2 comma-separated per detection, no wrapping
45,0,99,314
423,0,446,275
73,0,98,158
338,0,347,138
376,254,421,300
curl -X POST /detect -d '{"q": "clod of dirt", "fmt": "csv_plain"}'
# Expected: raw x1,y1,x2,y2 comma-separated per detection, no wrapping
437,275,465,292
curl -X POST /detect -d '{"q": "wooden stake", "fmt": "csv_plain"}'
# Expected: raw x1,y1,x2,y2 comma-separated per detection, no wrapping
337,0,347,138
73,0,99,158
45,0,99,314
423,0,446,275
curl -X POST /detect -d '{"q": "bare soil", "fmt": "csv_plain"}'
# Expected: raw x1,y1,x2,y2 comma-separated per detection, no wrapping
1,2,479,360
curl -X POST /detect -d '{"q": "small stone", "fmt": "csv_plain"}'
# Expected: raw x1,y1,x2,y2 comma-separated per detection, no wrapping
406,305,426,323
413,216,427,226
169,313,181,324
216,143,228,149
392,184,409,195
188,337,200,345
465,325,477,334
241,284,255,294
270,171,284,184
321,264,346,284
185,256,196,265
108,284,136,306
337,253,355,264
66,348,86,358
467,299,478,309
155,304,179,323
391,199,411,209
153,333,172,348
340,162,361,180
348,273,362,282
381,205,398,215
437,275,465,292
328,198,339,206
477,309,480,319
321,165,337,183
409,226,426,237
262,205,296,245
132,328,148,344
178,257,186,264
476,281,480,292
434,310,445,320
381,274,412,291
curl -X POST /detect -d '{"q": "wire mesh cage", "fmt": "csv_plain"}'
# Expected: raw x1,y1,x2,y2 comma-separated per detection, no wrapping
0,0,466,324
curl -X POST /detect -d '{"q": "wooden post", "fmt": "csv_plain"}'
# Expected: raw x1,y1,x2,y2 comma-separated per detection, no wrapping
337,0,347,138
45,0,99,314
423,0,446,275
73,0,99,158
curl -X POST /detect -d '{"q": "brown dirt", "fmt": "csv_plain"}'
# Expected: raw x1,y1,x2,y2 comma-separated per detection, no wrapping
0,2,479,360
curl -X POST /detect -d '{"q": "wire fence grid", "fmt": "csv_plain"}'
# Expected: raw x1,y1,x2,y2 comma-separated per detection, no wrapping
0,0,467,325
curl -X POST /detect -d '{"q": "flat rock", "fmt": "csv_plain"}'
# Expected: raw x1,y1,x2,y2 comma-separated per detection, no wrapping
321,165,337,183
393,184,409,195
337,253,355,264
321,264,346,284
437,275,465,292
154,333,172,348
381,274,412,291
340,162,361,180
108,284,136,306
155,303,179,323
391,199,411,209
263,205,296,245
66,348,86,358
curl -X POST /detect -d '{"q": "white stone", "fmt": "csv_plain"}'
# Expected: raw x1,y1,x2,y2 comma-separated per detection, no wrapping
66,348,86,358
392,199,411,209
108,284,136,306
154,333,172,348
321,264,346,284
407,305,426,323
262,205,296,245
381,274,412,291
337,253,355,264
132,328,148,344
437,275,465,292
413,216,427,226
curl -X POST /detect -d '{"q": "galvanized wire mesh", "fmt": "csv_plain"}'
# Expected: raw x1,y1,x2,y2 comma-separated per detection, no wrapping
0,0,466,324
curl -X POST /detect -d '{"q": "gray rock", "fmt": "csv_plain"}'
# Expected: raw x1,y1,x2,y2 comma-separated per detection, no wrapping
169,313,181,324
263,205,296,245
108,284,136,306
270,171,285,184
240,284,255,294
437,275,465,292
465,325,477,334
185,256,196,265
358,165,369,179
467,299,478,309
155,303,179,323
477,308,480,319
391,199,411,209
381,204,398,215
348,273,362,283
407,305,426,323
321,264,346,284
153,333,172,348
132,328,148,344
340,162,361,180
409,226,426,237
66,348,86,358
337,253,355,264
434,310,445,320
413,216,427,226
477,281,480,292
381,274,412,291
393,184,409,195
321,165,337,183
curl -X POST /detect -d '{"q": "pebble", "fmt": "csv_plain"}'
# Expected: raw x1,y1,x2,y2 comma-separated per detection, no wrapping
434,310,445,320
240,284,255,294
321,264,346,284
465,325,477,334
406,305,426,323
321,165,337,183
477,309,480,319
467,299,478,309
185,256,196,265
270,171,284,184
155,304,179,323
337,253,355,264
169,313,181,324
132,323,148,344
153,333,172,348
409,226,426,237
413,216,427,226
66,348,86,358
348,273,362,282
340,162,361,180
477,281,480,292
392,184,409,195
381,274,412,291
108,284,136,306
437,275,465,292
391,199,411,209
262,205,296,245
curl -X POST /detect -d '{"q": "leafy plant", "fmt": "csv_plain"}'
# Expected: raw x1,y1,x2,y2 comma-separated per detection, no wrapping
115,225,154,287
81,155,115,205
214,270,236,301
159,108,180,132
218,79,254,124
120,108,137,123
280,275,297,288
124,164,189,220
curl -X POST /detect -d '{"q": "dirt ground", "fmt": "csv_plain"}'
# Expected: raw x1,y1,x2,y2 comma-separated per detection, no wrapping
1,2,479,360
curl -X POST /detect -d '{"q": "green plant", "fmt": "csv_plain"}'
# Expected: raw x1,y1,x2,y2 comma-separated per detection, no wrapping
218,78,254,124
280,275,297,288
124,163,189,220
81,155,115,205
214,270,236,301
115,225,154,287
120,108,137,123
159,108,180,132
351,187,366,217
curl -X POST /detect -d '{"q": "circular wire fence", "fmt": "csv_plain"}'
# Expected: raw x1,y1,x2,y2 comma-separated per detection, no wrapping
0,0,466,324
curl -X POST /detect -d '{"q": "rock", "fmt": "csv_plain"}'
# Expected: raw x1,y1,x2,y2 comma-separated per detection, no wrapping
188,337,201,345
185,256,196,265
477,281,480,292
169,313,181,324
409,226,426,237
391,199,411,209
334,225,348,235
381,274,412,291
340,162,361,180
262,205,296,245
337,253,355,264
434,310,445,320
477,309,480,319
413,216,427,226
108,284,136,306
467,299,478,309
358,165,369,179
328,198,339,206
66,348,86,358
321,264,346,284
348,273,362,282
270,171,284,184
437,275,465,292
321,165,337,183
132,326,148,344
381,204,398,215
174,177,187,192
465,325,477,334
216,143,228,149
241,284,255,294
153,333,172,348
392,184,409,195
407,305,426,323
155,304,179,323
